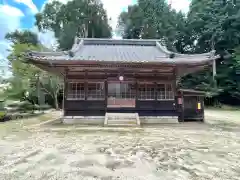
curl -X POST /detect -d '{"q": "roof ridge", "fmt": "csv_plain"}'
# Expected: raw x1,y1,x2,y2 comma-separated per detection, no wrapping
82,39,157,46
81,38,163,42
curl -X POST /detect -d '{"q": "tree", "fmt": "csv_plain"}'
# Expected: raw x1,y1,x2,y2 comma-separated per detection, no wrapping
118,5,144,39
117,0,240,106
5,30,39,46
181,0,240,104
5,30,63,109
226,46,240,103
117,0,186,52
35,0,112,50
37,74,62,109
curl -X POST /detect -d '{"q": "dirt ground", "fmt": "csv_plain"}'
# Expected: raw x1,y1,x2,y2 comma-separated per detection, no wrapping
0,110,240,180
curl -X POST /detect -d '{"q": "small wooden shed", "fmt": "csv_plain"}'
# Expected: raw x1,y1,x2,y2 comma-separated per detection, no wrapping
177,89,205,122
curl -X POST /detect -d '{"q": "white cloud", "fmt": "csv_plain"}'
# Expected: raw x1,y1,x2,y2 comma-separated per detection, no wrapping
0,4,24,17
31,26,58,50
0,4,23,43
0,5,24,76
101,0,134,30
0,5,24,39
168,0,190,13
14,0,38,14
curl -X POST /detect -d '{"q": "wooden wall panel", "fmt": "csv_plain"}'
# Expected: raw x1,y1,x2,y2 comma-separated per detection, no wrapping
65,100,106,111
155,100,175,110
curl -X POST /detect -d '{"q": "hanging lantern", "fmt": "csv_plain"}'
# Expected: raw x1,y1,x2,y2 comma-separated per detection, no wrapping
178,97,182,105
197,102,202,110
119,75,124,81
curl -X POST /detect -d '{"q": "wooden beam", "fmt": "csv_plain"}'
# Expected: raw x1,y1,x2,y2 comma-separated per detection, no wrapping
66,67,174,74
67,76,175,82
54,64,176,71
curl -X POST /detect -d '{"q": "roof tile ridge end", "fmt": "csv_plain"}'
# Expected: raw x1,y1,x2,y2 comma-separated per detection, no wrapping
70,38,84,55
155,41,174,57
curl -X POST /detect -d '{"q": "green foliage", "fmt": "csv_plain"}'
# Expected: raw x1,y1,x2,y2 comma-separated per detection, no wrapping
35,0,112,50
118,0,240,105
118,0,187,52
5,30,39,46
183,0,240,104
38,74,63,109
4,31,62,109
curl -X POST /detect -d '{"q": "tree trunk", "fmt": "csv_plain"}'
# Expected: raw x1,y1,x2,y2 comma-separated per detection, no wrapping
54,94,59,110
91,22,95,38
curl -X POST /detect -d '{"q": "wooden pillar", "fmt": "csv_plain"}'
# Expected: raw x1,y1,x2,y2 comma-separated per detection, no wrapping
202,96,205,122
63,69,68,116
153,72,157,108
104,79,108,111
135,78,138,109
172,68,177,111
154,82,158,101
181,91,185,122
84,70,88,101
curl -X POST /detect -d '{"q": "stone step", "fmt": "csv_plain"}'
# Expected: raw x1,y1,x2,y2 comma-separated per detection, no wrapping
107,117,137,120
105,124,139,127
104,113,140,127
107,120,137,125
107,118,137,121
105,113,137,116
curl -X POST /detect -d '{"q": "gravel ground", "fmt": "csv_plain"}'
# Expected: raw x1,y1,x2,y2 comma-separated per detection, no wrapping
0,111,240,180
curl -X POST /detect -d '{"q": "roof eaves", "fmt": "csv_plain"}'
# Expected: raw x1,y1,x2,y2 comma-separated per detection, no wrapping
28,50,69,57
174,50,217,59
27,56,215,66
179,89,206,95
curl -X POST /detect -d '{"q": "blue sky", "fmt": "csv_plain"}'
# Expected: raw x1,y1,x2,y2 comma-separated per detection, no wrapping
0,0,190,76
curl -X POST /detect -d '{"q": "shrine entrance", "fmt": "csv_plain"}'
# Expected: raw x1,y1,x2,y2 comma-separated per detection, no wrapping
107,82,136,108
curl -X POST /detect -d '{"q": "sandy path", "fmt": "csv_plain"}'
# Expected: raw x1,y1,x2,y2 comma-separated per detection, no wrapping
0,121,240,180
205,109,240,125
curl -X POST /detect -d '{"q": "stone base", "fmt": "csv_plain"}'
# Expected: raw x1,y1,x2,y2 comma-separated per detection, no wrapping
140,116,179,124
63,116,178,125
63,116,105,125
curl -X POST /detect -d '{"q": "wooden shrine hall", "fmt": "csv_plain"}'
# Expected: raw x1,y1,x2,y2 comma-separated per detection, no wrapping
26,38,218,126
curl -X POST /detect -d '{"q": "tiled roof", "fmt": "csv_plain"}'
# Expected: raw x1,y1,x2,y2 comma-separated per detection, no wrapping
27,38,218,64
